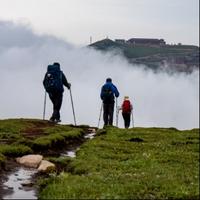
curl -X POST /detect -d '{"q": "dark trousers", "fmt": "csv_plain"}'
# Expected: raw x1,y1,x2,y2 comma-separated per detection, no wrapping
49,92,63,120
122,112,131,128
103,103,114,126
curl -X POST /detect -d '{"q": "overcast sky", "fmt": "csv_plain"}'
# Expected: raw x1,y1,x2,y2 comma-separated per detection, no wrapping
0,0,199,46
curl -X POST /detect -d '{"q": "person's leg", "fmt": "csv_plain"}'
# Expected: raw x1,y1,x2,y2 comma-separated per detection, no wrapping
53,93,63,121
122,113,126,128
123,113,129,128
108,103,114,125
49,93,56,121
127,113,131,128
103,104,109,126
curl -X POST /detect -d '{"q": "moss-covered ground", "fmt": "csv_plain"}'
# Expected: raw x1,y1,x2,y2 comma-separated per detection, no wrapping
39,126,199,199
0,118,86,169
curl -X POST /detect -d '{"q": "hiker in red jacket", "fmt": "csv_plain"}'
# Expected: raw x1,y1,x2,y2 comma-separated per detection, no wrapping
120,96,133,128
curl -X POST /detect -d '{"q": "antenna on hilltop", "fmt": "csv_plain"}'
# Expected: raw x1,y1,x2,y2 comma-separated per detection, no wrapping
90,36,92,44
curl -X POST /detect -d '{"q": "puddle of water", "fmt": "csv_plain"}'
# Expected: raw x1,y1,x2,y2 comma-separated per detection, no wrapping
84,132,95,139
60,150,76,158
3,167,37,200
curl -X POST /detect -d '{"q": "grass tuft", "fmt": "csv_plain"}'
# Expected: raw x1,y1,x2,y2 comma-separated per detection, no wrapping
0,144,33,156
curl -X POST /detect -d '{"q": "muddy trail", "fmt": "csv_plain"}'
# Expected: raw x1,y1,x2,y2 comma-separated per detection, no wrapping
0,119,96,199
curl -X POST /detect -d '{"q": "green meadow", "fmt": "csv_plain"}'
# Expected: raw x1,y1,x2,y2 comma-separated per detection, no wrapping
0,119,199,199
38,126,199,199
0,119,85,163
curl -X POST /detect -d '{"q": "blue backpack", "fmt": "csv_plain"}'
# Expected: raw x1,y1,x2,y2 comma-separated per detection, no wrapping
102,84,114,103
43,65,63,93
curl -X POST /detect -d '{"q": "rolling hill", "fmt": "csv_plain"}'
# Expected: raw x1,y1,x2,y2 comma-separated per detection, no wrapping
89,39,199,73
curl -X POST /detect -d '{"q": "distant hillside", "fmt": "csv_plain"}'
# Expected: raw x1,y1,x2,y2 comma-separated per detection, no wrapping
89,39,199,73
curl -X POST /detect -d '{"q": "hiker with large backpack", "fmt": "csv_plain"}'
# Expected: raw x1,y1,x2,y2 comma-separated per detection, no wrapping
120,96,133,128
100,78,119,126
43,62,71,123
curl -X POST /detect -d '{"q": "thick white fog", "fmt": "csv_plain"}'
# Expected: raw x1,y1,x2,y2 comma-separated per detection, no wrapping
0,21,199,129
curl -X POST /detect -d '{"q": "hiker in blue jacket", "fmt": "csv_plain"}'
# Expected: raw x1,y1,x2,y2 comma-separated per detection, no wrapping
43,62,71,123
100,78,119,126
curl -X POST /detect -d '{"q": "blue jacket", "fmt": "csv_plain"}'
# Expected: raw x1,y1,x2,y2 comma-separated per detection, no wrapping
100,82,119,103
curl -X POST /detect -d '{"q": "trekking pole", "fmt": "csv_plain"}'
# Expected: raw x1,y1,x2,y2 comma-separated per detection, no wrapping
97,103,103,128
69,87,77,126
131,111,134,128
116,97,118,127
43,91,47,120
116,107,120,128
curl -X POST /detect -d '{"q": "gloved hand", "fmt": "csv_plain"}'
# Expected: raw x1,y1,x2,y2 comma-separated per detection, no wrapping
68,83,71,89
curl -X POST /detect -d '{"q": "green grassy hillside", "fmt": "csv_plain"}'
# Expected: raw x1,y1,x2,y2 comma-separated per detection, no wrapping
39,126,199,199
89,39,198,58
89,39,199,72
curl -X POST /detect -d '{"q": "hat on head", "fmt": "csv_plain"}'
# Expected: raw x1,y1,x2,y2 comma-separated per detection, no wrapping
124,96,129,100
106,78,112,82
53,62,60,67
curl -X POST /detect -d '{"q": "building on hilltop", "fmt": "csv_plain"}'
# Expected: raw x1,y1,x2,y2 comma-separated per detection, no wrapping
115,39,126,44
127,38,166,46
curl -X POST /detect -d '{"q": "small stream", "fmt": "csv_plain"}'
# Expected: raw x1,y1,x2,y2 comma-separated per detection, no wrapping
2,167,38,199
1,129,96,199
60,132,95,158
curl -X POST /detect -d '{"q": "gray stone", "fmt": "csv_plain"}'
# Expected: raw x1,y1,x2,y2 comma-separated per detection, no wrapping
38,160,55,173
16,154,43,168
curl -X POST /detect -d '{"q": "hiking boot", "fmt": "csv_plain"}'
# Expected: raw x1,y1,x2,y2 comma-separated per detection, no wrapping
49,118,54,122
55,119,61,123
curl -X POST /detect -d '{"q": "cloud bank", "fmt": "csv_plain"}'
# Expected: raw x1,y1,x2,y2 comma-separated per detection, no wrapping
0,21,199,129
